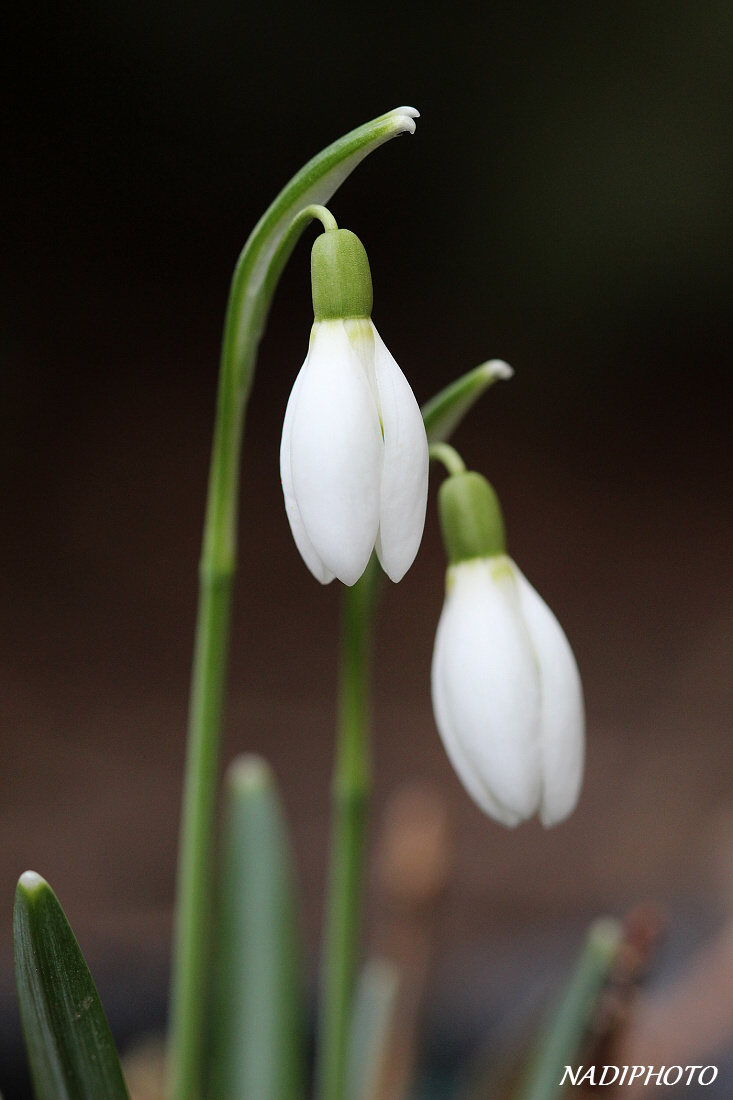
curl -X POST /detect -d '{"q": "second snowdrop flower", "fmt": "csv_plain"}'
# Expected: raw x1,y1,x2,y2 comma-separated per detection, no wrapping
431,466,585,828
280,220,429,586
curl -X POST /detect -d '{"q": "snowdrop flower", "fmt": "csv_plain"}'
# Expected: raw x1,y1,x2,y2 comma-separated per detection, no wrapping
431,469,584,827
280,224,428,586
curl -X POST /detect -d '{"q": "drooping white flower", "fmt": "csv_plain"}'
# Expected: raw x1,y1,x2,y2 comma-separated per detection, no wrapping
430,469,584,827
280,226,428,586
432,556,585,827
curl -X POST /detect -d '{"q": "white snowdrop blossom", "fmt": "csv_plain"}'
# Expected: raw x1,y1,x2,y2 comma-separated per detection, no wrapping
280,316,429,586
431,555,585,827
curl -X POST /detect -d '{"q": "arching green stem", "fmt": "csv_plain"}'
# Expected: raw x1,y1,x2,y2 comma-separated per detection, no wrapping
303,203,339,232
168,107,419,1100
429,441,467,476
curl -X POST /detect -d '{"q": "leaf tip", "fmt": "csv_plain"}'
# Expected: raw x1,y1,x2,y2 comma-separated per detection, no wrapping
227,753,274,795
588,916,623,959
17,871,47,897
389,106,420,135
481,358,513,381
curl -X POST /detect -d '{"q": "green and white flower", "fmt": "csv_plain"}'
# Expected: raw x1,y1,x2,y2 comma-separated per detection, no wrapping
431,470,585,827
280,227,428,586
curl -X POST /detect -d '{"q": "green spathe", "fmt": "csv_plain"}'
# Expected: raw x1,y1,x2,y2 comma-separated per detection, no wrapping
421,360,513,445
312,229,373,320
438,472,506,564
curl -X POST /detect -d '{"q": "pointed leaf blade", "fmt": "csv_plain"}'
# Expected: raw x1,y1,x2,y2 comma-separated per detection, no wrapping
517,917,623,1100
345,959,399,1100
207,756,305,1100
13,871,130,1100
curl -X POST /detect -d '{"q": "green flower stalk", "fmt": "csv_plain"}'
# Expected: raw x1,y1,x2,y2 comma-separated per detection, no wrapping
168,107,419,1100
316,555,381,1100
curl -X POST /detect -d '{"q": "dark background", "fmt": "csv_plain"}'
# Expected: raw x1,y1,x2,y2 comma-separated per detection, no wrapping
1,0,732,1090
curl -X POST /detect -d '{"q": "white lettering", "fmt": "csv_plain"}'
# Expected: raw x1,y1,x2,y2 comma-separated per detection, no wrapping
550,1063,718,1087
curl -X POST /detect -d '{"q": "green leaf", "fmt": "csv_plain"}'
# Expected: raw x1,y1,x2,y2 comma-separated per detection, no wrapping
517,918,623,1100
421,360,513,445
207,756,305,1100
13,871,130,1100
344,959,399,1100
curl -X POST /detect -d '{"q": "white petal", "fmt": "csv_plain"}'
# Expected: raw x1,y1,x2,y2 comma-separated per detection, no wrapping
370,324,429,582
289,321,383,586
280,357,335,584
343,319,380,410
430,559,542,823
432,612,522,826
515,567,585,827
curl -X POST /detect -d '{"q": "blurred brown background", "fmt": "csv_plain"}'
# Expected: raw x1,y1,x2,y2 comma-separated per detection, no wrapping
1,0,732,1088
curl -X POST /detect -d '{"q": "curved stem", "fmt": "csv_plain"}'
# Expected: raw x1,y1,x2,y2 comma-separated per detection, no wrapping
317,555,381,1100
168,107,419,1100
303,204,339,232
429,441,466,477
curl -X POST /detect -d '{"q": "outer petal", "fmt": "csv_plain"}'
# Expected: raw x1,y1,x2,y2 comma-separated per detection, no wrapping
430,559,543,824
280,355,335,584
515,567,585,827
289,321,383,586
371,324,429,582
432,613,521,826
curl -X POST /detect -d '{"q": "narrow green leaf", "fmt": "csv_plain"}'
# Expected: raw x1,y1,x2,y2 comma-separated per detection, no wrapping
421,360,513,445
207,756,305,1100
344,959,399,1100
13,871,130,1100
517,918,623,1100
